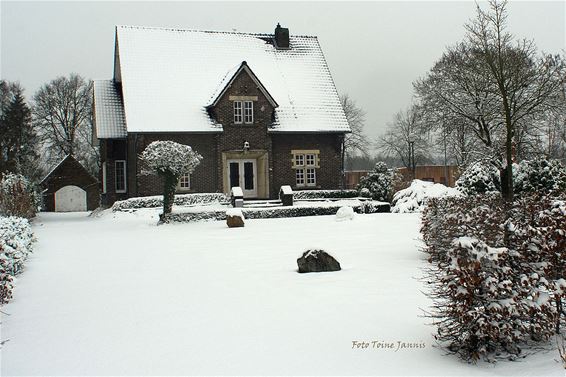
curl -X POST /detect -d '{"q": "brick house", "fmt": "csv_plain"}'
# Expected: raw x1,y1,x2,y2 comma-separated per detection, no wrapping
94,24,350,205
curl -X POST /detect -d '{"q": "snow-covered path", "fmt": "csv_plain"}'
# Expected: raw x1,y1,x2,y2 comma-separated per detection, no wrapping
1,211,563,375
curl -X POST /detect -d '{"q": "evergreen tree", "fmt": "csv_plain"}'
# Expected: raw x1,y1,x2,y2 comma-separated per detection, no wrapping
0,83,39,181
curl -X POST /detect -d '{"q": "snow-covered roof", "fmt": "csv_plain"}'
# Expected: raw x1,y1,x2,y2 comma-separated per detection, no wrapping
114,25,350,133
208,61,278,109
93,80,127,139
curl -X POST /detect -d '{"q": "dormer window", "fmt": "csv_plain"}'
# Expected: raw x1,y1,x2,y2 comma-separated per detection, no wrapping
234,100,253,124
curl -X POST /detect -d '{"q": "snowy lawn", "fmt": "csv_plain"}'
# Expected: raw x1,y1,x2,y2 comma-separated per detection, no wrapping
1,210,563,375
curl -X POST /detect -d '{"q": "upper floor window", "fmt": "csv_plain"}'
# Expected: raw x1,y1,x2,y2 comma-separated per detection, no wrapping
234,100,254,124
234,101,243,124
244,101,253,123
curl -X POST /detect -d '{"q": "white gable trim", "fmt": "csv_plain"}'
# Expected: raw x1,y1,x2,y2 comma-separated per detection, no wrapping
208,62,278,109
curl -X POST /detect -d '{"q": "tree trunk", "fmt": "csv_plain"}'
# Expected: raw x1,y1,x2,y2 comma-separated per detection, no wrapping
502,123,514,202
161,173,178,219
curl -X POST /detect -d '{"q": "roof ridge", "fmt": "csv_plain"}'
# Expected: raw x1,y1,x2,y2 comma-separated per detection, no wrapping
115,25,318,39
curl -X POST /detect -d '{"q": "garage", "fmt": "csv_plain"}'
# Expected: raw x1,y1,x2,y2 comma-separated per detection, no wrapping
40,155,100,212
54,185,87,212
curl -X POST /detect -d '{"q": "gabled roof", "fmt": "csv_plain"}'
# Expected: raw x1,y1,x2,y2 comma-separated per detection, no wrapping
93,80,127,139
40,155,97,186
112,25,350,134
207,61,278,109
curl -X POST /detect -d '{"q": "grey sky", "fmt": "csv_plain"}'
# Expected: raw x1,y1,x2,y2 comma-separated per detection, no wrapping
1,1,564,142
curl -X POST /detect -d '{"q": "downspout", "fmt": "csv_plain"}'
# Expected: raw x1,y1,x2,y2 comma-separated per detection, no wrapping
340,134,346,189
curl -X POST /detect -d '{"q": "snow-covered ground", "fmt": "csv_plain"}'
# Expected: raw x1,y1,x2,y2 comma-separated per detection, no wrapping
1,210,563,375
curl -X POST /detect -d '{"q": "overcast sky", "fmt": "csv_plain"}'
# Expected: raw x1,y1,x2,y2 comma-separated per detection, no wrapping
1,1,564,142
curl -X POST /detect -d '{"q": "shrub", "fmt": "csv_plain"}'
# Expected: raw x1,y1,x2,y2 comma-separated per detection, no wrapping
140,141,202,218
0,173,37,218
514,158,566,196
456,158,566,198
0,216,34,305
455,161,501,196
163,199,390,223
293,189,358,200
356,162,395,201
391,180,460,213
421,194,566,362
112,193,229,212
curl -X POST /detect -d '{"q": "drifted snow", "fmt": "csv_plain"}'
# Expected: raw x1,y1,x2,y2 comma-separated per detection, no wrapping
1,211,562,376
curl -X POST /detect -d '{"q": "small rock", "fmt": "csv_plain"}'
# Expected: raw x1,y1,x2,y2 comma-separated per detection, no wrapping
297,249,341,273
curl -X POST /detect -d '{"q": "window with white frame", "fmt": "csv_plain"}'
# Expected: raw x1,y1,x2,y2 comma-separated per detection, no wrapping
178,173,191,191
295,169,305,186
291,150,320,187
306,168,316,186
294,154,304,167
115,160,126,193
233,101,243,124
244,101,253,123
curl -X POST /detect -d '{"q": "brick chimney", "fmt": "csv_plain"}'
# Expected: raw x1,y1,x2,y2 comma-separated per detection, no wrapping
274,23,289,49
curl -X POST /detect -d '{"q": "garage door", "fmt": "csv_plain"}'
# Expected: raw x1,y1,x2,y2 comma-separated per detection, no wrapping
55,185,87,212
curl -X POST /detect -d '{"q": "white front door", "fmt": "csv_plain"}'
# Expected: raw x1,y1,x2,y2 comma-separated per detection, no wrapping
227,159,257,198
55,185,87,212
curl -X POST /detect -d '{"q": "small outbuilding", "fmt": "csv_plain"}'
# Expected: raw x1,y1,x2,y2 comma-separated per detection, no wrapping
41,155,99,212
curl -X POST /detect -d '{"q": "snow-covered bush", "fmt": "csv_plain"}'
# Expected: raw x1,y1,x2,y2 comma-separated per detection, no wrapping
0,173,37,218
140,141,202,219
391,180,460,213
356,162,395,202
456,158,566,198
455,161,501,196
112,193,229,212
163,199,390,223
514,158,566,196
335,206,355,221
293,189,358,200
0,216,34,304
421,194,566,362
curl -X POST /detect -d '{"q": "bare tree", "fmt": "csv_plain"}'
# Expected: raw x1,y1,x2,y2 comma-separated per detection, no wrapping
32,74,98,175
415,0,565,201
467,1,565,200
376,105,431,169
340,94,369,157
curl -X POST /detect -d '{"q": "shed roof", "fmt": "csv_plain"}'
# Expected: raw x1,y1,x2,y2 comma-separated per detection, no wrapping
109,25,350,134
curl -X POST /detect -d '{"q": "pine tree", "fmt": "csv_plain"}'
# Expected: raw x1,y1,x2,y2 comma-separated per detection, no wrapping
0,86,39,180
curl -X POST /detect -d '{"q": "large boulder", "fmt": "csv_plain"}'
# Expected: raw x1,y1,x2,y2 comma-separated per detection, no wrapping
297,249,341,273
226,208,245,228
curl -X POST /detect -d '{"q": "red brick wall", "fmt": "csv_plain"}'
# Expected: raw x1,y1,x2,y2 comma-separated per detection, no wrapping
271,133,344,197
130,133,219,197
209,67,276,191
99,65,346,203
